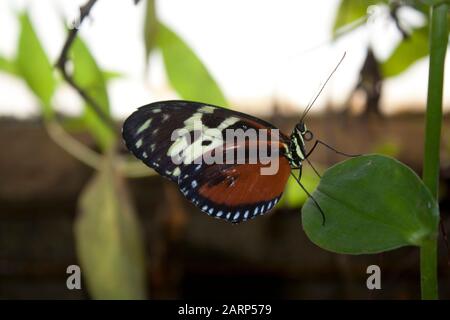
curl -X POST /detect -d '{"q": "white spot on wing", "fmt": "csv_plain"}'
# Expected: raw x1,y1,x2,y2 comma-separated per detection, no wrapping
199,105,215,113
217,117,239,130
135,139,143,148
172,167,181,177
167,136,188,157
170,113,240,165
136,119,152,134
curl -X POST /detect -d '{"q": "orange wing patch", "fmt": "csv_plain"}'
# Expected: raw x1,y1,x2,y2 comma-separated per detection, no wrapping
198,156,291,206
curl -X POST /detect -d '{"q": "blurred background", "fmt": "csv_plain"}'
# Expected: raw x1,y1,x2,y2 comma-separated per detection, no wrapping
0,0,449,299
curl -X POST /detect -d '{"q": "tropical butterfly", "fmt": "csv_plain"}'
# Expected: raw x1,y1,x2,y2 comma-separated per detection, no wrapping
122,56,350,224
121,98,348,224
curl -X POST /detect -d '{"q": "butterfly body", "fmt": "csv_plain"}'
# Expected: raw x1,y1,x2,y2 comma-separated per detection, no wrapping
122,100,311,223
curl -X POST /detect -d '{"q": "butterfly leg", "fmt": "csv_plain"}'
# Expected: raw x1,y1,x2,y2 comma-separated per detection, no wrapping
305,158,322,178
305,139,361,159
290,172,326,226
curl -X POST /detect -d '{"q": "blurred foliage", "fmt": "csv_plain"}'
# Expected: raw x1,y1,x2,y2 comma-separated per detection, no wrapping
332,0,387,37
17,13,56,120
303,155,439,254
75,151,147,299
71,37,116,151
144,0,157,68
0,0,230,299
420,0,450,5
155,22,228,106
372,140,401,157
333,0,449,78
144,1,227,106
0,56,19,76
382,26,429,77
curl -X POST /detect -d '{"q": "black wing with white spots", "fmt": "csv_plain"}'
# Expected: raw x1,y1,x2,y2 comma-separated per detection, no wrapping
122,100,288,181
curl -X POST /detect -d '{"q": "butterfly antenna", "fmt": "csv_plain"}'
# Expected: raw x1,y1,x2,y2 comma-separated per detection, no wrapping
300,52,347,123
291,172,325,225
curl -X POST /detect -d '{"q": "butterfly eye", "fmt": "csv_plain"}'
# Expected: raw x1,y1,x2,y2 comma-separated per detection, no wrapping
296,122,305,132
303,130,313,141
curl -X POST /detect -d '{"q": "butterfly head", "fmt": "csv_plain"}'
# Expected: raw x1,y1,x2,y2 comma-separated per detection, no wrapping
294,121,313,142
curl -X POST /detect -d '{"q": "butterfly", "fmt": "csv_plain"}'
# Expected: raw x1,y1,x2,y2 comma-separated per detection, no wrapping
121,99,334,224
122,55,350,224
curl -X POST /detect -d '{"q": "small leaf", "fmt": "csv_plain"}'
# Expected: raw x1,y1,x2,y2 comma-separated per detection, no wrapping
16,12,56,119
102,70,123,82
75,151,147,299
0,55,19,76
70,36,115,150
156,22,228,106
382,26,429,77
332,0,386,37
143,0,158,68
302,154,439,254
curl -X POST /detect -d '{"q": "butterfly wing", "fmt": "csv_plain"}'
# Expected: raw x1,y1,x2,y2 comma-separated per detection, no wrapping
178,154,291,223
122,100,291,222
123,100,201,182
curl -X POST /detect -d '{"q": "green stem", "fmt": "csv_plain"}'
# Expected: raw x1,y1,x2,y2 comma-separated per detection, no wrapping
420,237,438,299
421,2,448,300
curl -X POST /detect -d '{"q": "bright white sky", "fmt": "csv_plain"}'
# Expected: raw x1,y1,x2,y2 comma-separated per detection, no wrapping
0,0,449,119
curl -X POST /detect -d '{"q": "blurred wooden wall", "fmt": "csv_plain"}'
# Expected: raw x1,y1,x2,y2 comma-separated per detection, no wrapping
0,113,449,299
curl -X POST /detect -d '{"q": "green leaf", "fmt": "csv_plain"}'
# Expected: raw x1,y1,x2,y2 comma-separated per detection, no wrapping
302,154,439,254
102,70,123,82
0,55,19,76
75,151,147,299
382,26,429,77
156,22,228,106
420,0,450,6
16,13,56,119
70,37,115,150
332,0,386,37
143,0,158,68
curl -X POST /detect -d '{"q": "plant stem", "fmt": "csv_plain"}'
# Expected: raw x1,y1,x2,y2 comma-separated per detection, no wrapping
420,237,438,299
421,2,448,300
